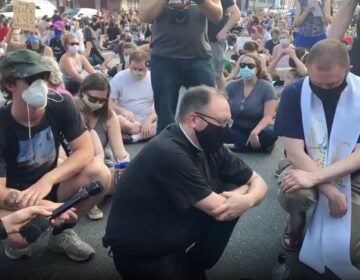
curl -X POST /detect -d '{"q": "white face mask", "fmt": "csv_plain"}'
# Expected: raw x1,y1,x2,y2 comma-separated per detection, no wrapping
130,70,146,81
22,79,48,109
82,94,104,112
68,45,79,54
280,38,289,47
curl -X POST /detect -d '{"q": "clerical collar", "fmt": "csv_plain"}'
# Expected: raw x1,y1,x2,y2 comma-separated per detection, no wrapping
178,123,203,151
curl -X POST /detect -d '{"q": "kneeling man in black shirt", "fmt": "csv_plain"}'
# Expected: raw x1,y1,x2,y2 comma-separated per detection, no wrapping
103,85,268,280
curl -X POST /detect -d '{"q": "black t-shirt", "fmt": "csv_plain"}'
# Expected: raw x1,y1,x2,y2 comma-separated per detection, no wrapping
208,0,235,42
49,38,66,62
274,78,360,143
0,94,86,190
107,27,120,41
103,124,253,256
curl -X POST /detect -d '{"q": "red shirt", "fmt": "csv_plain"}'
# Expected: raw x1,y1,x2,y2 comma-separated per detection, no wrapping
0,26,10,42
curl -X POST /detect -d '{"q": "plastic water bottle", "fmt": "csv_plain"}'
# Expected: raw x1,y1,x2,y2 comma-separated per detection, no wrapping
272,254,290,280
114,161,129,186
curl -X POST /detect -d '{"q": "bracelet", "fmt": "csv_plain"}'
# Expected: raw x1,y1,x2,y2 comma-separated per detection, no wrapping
0,219,8,240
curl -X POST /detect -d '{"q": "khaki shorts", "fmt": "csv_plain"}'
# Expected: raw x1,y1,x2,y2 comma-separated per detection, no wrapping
277,159,360,269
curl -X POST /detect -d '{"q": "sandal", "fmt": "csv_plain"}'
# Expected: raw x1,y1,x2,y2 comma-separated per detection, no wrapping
281,213,306,252
281,223,302,252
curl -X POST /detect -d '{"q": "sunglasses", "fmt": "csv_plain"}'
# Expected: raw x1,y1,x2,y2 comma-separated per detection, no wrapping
69,42,79,46
86,94,108,104
239,63,256,69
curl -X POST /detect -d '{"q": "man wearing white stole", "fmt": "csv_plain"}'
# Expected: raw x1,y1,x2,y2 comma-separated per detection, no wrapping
274,39,360,279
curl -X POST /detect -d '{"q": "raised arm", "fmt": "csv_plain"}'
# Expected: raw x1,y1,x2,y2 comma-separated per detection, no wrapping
294,0,313,27
216,4,241,41
321,0,332,26
139,0,167,23
329,0,358,40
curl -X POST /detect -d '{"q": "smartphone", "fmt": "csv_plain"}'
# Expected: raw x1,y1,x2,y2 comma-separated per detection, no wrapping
312,1,324,17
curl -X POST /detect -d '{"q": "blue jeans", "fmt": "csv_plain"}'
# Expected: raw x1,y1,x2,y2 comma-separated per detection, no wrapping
151,55,216,133
228,124,278,153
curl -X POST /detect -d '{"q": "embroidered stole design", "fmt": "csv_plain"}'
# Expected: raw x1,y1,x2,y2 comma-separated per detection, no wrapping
300,74,360,279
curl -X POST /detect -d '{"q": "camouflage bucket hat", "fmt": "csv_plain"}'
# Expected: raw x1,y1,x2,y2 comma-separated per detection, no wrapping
0,49,51,79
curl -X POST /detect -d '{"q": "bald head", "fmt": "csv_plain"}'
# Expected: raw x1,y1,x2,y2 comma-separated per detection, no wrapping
177,85,228,123
307,39,350,70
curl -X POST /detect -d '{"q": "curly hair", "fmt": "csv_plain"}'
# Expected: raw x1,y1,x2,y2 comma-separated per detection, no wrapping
239,53,272,82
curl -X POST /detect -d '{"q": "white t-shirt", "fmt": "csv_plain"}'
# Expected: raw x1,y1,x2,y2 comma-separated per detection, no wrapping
110,69,154,124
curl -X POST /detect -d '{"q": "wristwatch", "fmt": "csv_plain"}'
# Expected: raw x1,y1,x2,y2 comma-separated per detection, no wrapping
0,219,8,240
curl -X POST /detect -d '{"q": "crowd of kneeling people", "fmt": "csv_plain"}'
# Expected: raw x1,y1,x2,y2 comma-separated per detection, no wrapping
1,16,360,280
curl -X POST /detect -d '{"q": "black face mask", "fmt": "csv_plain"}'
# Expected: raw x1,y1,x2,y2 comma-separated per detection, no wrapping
195,122,230,153
309,78,348,99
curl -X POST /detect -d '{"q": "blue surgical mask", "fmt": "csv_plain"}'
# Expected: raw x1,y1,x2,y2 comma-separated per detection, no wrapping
239,67,255,80
29,35,40,45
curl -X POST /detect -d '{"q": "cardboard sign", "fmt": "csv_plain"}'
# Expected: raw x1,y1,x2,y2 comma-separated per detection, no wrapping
13,1,36,30
236,36,252,49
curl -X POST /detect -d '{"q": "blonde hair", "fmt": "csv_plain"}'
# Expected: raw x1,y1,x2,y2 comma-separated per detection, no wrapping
62,33,77,47
41,56,63,86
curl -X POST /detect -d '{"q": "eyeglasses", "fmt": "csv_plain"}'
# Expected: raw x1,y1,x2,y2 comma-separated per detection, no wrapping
239,63,256,69
69,42,79,46
86,94,108,104
195,112,233,128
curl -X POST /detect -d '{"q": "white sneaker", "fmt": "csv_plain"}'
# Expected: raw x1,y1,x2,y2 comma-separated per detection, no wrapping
48,229,95,261
88,205,104,220
4,244,31,260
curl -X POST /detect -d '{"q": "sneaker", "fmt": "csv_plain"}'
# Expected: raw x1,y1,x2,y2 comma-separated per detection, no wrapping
4,244,31,260
48,229,95,261
88,205,104,220
122,134,134,145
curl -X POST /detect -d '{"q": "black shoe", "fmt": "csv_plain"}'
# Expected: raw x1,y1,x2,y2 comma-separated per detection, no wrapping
122,134,133,145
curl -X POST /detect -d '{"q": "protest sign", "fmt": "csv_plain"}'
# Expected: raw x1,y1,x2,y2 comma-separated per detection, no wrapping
13,0,36,30
236,36,252,49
